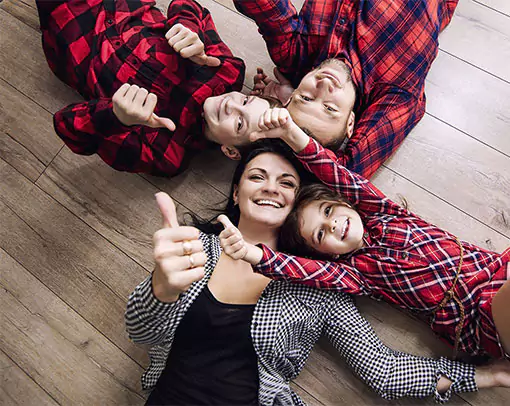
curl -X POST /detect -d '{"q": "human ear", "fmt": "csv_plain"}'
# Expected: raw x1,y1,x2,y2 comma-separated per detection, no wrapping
221,145,241,160
345,111,355,139
233,185,239,205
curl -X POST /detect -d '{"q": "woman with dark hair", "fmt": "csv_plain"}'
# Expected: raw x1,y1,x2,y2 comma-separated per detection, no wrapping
125,140,509,404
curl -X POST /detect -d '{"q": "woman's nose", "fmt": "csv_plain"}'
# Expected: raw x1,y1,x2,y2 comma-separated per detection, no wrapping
328,218,337,233
225,98,241,115
317,77,334,94
262,180,279,194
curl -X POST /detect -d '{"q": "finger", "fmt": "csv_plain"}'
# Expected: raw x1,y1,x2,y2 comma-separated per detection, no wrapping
178,42,203,59
250,130,268,142
154,227,200,246
217,214,235,230
173,35,198,53
225,232,243,247
155,192,179,228
165,23,184,40
203,55,221,67
171,266,205,288
249,89,261,96
125,84,140,102
229,239,245,253
169,251,207,271
258,113,270,131
148,113,176,131
114,83,131,101
168,29,190,48
278,108,290,126
154,239,203,260
133,87,149,107
142,92,158,114
271,108,281,127
263,109,274,129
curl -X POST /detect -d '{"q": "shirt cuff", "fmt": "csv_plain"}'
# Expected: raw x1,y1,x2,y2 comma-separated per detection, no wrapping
435,357,477,403
139,274,182,313
252,243,274,275
295,137,320,158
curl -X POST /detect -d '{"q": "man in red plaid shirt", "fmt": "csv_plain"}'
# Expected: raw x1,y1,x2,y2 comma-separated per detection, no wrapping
235,0,459,179
36,0,274,176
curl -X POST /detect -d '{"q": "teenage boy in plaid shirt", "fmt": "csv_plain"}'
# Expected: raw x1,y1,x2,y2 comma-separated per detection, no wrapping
36,0,275,176
237,0,459,179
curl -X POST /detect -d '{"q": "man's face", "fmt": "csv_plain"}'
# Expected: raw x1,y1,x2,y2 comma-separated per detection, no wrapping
287,60,356,149
203,92,270,150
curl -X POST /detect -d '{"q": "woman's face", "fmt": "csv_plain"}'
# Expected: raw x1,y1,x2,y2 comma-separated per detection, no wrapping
203,92,270,147
299,199,364,256
234,153,300,229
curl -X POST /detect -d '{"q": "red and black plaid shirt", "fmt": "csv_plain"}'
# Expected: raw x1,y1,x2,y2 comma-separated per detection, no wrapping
42,0,245,175
254,138,510,355
234,0,458,179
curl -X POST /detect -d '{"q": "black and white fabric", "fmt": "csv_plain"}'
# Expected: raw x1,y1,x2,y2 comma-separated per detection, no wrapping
125,233,478,405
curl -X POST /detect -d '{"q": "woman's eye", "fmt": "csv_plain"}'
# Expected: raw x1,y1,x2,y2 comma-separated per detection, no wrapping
325,105,337,112
324,206,331,217
249,175,263,181
281,181,296,188
237,116,243,132
301,95,312,102
243,96,249,106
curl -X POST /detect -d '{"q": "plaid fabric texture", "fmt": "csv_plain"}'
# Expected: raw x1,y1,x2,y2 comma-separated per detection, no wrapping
39,0,245,175
126,233,477,404
234,0,459,179
255,138,510,358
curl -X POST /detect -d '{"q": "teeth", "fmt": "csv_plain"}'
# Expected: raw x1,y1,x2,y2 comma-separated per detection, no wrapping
341,220,348,239
255,199,282,208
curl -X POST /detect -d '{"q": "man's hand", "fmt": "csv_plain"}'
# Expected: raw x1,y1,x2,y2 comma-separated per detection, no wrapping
151,192,206,302
165,23,220,67
250,108,309,153
217,215,263,265
112,84,176,131
475,359,510,389
251,67,294,104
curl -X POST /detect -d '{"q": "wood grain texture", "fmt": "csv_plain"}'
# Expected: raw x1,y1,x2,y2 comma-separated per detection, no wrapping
0,158,148,366
0,248,145,397
0,350,58,406
0,9,77,114
477,0,510,17
0,0,39,31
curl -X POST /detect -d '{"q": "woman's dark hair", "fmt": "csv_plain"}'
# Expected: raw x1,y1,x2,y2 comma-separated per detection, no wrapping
189,139,311,235
278,183,351,259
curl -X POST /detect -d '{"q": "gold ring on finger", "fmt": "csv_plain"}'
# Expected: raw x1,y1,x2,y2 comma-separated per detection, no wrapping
188,254,195,268
182,241,193,256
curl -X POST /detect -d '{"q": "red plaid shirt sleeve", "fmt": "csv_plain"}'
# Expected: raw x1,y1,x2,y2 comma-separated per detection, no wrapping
254,244,368,294
336,86,425,179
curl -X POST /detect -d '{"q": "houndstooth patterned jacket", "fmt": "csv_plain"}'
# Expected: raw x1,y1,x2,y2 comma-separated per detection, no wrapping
125,233,477,405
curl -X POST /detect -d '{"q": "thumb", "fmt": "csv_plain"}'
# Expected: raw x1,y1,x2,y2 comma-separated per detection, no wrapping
274,67,291,85
149,113,176,131
249,130,270,142
217,214,235,230
155,192,179,228
203,55,221,67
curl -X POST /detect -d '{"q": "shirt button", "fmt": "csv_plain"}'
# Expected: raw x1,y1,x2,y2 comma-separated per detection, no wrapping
107,19,113,25
363,232,369,238
115,41,121,46
402,252,409,259
339,18,346,24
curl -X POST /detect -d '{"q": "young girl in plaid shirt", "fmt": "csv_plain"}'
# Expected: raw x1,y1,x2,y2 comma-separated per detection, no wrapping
221,108,510,360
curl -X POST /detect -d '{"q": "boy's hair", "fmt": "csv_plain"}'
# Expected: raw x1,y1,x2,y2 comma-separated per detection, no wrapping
278,183,351,259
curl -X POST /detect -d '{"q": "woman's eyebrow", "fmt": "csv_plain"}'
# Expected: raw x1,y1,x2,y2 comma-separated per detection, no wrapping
281,173,297,180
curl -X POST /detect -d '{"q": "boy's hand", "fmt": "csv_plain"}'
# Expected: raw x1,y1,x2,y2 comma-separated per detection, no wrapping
218,215,263,265
112,84,176,131
251,67,294,104
151,192,206,302
166,23,220,67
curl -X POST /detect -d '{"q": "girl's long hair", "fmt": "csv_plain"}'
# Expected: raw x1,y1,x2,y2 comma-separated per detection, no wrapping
189,139,312,235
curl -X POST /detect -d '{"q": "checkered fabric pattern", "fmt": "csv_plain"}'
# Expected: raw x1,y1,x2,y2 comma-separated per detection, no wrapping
126,233,477,404
255,138,510,358
38,0,245,175
233,0,459,179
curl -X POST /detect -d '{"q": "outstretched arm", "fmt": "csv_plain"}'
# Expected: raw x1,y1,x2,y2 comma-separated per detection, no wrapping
323,292,479,402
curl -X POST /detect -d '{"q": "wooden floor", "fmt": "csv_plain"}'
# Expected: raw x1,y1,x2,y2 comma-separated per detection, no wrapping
0,0,509,404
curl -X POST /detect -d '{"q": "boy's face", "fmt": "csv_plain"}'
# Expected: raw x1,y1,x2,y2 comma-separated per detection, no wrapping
299,199,364,256
287,60,356,150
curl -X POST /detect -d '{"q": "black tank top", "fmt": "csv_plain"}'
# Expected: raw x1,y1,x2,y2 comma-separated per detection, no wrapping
146,285,259,405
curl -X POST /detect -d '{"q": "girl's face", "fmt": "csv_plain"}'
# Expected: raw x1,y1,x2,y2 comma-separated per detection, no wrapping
299,199,364,256
234,153,300,230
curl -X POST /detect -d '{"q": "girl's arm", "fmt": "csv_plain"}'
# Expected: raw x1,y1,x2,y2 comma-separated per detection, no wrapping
323,292,478,402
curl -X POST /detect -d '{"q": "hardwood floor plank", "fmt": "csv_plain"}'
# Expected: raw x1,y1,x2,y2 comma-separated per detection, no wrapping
372,168,510,253
385,114,510,240
0,247,145,397
0,350,58,406
36,148,205,272
0,9,77,114
440,0,510,82
0,158,148,365
0,0,39,31
0,132,46,182
0,275,144,404
476,0,510,16
0,78,63,171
